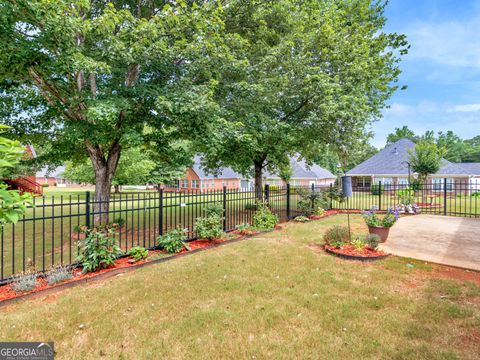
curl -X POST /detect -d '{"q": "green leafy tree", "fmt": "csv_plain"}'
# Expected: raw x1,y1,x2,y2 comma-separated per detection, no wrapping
0,0,224,221
0,125,33,226
63,147,155,192
386,126,418,144
185,0,408,199
436,131,466,163
409,141,446,183
462,136,480,162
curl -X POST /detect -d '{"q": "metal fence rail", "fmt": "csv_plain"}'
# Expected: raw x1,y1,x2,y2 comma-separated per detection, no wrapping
334,179,480,218
0,185,318,283
1,179,478,283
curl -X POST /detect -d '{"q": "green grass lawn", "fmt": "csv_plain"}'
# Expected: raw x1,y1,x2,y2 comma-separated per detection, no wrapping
1,215,479,359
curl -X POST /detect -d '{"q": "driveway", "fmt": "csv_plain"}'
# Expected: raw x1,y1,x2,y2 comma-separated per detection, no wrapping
379,215,480,271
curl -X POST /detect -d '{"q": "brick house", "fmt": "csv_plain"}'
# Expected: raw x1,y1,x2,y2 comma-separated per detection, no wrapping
347,138,480,193
164,156,336,192
36,166,76,187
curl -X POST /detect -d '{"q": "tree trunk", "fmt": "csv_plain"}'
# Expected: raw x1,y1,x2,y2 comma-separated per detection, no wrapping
86,140,121,225
254,159,264,201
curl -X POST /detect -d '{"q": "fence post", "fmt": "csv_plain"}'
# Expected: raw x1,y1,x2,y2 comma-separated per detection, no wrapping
443,178,447,216
85,191,91,228
159,189,164,236
329,183,333,209
286,184,291,219
378,181,382,210
223,186,227,231
265,184,270,203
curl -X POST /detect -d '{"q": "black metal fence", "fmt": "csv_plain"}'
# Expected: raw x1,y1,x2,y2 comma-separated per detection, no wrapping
0,185,315,283
335,179,480,218
2,179,478,284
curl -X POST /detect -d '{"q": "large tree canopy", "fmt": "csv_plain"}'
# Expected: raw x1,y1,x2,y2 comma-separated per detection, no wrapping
0,0,224,220
167,0,409,198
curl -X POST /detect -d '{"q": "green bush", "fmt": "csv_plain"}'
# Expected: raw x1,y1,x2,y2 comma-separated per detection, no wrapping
244,203,257,211
128,246,149,261
410,178,423,191
157,228,189,253
370,184,384,195
252,203,278,230
76,226,123,273
296,187,329,216
41,183,49,188
45,266,73,285
364,234,381,250
472,191,480,198
195,215,223,240
397,188,415,205
203,203,224,218
323,225,349,248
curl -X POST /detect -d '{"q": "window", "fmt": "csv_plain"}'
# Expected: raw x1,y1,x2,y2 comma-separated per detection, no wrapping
356,177,371,188
433,178,454,191
181,179,189,188
398,178,409,189
192,180,199,188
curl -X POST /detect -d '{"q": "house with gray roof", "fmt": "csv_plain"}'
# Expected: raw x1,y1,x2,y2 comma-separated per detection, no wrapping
347,138,480,192
165,156,336,192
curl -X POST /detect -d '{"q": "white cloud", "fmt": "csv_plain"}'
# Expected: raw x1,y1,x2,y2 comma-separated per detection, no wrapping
405,18,480,68
371,101,480,148
449,103,480,112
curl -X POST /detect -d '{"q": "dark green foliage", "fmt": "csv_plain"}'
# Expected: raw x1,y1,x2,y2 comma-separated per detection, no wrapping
157,228,189,254
244,203,257,211
410,178,423,192
323,226,349,248
370,184,385,195
195,216,223,240
128,247,149,262
252,203,278,231
76,227,123,273
297,188,328,216
195,203,224,240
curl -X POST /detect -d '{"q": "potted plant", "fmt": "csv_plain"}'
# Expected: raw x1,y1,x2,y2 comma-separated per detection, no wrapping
362,209,398,242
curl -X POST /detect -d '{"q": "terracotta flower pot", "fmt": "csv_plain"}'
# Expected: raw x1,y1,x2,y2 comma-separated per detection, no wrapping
368,226,390,242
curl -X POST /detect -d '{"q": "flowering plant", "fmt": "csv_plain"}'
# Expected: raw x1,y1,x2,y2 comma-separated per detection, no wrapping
362,209,399,228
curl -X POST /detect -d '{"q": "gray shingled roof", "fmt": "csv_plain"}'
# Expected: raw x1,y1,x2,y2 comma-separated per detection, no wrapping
192,156,244,180
193,156,335,180
347,138,470,176
460,163,480,175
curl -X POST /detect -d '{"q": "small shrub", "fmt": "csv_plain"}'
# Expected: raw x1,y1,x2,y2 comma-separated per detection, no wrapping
315,207,325,216
157,228,189,254
41,183,49,188
370,184,384,195
410,178,423,191
195,215,223,240
76,226,123,273
11,272,37,293
365,234,381,250
397,188,415,205
252,203,278,230
323,225,349,248
235,223,251,231
472,191,480,198
351,236,366,251
296,188,328,216
128,246,149,262
203,203,224,218
294,216,310,222
45,266,73,285
244,203,257,211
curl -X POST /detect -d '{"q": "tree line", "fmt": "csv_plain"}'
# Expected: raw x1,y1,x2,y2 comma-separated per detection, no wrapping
0,0,408,220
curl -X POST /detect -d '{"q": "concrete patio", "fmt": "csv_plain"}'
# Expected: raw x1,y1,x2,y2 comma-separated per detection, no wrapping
379,215,480,271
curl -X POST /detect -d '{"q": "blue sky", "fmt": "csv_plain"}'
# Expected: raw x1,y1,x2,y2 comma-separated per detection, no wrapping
370,0,480,147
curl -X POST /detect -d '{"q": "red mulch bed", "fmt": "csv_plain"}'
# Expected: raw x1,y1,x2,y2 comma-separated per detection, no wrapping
0,237,240,303
324,244,388,259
